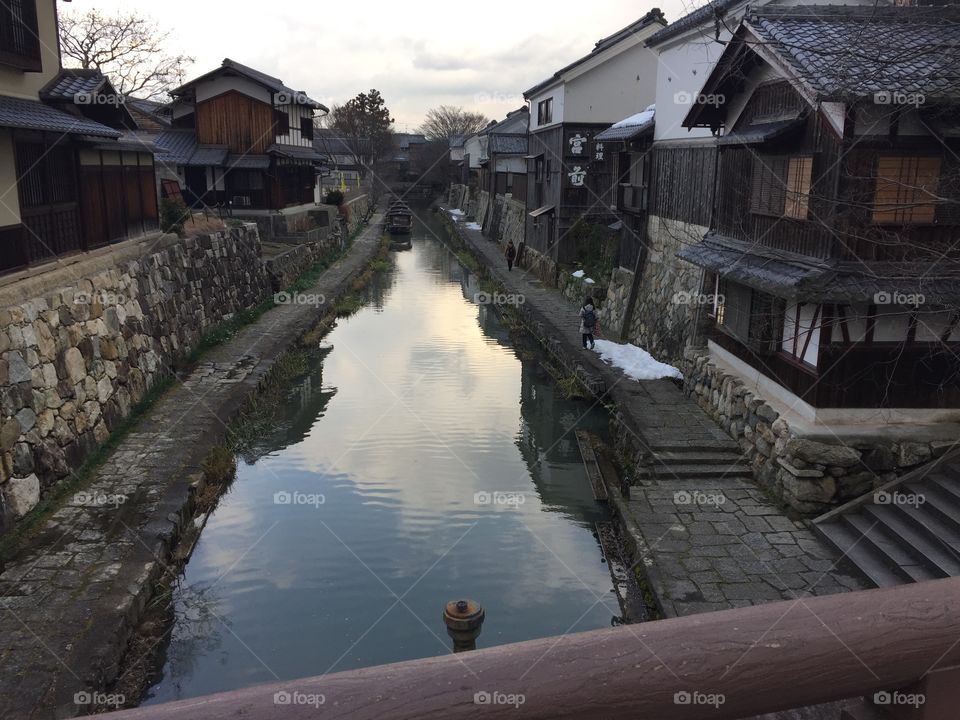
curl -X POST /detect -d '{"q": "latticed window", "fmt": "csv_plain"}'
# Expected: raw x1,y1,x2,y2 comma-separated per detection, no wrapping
872,156,941,224
0,0,41,69
750,155,812,219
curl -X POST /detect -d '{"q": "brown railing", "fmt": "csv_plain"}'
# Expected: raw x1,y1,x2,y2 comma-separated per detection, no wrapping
102,577,960,719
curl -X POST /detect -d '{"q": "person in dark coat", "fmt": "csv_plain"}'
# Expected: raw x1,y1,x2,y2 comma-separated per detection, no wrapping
579,296,597,349
505,240,517,271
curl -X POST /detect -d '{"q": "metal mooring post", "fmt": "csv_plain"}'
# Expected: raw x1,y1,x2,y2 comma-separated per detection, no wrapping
443,599,485,653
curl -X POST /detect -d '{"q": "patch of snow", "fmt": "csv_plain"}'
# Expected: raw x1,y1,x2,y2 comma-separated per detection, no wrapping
464,222,482,230
584,277,595,285
611,105,655,129
571,270,585,278
449,208,465,216
593,339,682,381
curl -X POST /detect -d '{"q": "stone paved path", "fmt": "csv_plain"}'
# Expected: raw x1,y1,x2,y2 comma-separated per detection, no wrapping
0,216,384,719
443,209,867,619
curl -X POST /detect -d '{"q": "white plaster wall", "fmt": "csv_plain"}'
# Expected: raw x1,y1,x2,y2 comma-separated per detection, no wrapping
0,129,20,227
195,75,271,104
527,84,565,131
0,0,60,100
274,103,316,148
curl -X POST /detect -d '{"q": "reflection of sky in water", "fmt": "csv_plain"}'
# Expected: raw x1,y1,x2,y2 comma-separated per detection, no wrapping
146,214,618,704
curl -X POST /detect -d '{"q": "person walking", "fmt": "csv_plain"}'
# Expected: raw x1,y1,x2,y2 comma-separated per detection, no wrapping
580,296,597,350
505,240,517,271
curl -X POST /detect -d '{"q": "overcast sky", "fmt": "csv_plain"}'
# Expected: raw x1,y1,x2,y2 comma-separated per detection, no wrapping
71,0,702,130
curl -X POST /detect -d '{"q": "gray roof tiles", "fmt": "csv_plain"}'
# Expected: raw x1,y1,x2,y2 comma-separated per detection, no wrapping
0,95,120,138
747,6,960,101
489,134,528,155
40,69,108,101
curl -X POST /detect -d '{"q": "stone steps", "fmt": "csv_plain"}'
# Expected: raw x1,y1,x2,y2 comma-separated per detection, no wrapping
814,451,960,588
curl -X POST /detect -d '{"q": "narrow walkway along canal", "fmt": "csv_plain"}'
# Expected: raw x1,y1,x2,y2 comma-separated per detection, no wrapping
144,209,620,703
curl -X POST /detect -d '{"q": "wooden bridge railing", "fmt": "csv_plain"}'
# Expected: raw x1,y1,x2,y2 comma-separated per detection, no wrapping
103,577,960,719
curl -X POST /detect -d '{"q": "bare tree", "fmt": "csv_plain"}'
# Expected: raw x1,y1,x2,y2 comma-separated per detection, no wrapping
419,105,490,141
59,9,194,100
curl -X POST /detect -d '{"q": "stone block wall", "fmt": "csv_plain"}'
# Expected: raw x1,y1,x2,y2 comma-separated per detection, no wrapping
0,224,270,528
560,272,606,309
600,267,635,341
475,191,491,229
682,349,953,515
496,196,525,249
624,215,706,366
342,194,371,236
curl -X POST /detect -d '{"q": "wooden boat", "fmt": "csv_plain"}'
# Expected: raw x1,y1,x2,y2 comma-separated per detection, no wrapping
386,200,413,235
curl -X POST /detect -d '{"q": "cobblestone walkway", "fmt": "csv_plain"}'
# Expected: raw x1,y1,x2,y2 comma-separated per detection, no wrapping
0,217,383,719
444,209,867,618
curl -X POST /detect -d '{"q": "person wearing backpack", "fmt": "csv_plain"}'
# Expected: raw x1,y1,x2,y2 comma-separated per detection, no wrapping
505,240,517,271
579,296,597,350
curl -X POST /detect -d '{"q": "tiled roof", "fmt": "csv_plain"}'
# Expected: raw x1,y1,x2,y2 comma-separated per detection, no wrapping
154,130,227,166
154,129,197,165
0,95,120,138
678,234,960,304
172,58,327,111
226,154,270,170
646,0,741,48
717,116,804,145
267,143,323,162
595,118,655,141
188,145,229,166
746,6,960,101
489,134,528,155
40,69,108,101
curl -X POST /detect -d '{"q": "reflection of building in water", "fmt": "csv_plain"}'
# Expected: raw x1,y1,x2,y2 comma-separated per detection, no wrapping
515,361,609,518
238,350,337,464
460,269,480,303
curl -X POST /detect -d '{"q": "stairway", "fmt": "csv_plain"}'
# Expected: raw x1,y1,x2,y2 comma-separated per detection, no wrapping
814,451,960,588
637,442,755,482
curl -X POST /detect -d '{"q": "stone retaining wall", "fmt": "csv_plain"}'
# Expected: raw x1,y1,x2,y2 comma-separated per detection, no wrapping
624,215,706,366
600,267,635,341
495,196,525,249
0,224,271,528
682,349,954,515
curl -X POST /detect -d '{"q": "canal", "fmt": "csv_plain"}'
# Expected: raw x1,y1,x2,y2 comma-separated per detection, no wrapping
144,208,620,703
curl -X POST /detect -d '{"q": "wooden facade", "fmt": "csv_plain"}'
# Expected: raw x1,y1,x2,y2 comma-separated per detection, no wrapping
524,123,618,265
692,79,960,409
196,91,275,154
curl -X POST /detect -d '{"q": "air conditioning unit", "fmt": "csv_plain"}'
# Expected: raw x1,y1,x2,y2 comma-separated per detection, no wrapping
232,195,251,207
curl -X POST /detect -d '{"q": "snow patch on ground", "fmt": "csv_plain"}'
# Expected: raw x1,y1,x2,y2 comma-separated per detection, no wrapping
571,270,585,278
584,278,595,285
449,208,465,216
464,222,482,230
593,339,682,381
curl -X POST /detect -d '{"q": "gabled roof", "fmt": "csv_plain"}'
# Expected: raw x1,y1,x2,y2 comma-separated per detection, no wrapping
39,68,138,129
171,58,328,111
684,5,960,130
524,8,667,97
0,95,121,138
480,108,529,136
646,0,741,48
40,68,109,101
449,135,465,148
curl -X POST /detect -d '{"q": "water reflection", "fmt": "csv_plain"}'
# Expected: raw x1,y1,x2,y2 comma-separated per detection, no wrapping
145,208,618,705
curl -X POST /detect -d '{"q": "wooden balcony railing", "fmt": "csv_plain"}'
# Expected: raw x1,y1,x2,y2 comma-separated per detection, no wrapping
101,577,960,719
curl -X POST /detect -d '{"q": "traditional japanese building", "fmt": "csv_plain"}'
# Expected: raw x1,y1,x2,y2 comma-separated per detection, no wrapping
162,59,327,212
679,5,960,418
520,9,666,283
0,0,159,276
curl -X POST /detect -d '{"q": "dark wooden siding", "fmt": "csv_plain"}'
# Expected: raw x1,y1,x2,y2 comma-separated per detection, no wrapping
197,91,275,154
651,144,716,227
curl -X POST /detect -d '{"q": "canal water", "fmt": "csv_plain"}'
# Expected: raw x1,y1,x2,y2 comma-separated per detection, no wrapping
145,208,619,703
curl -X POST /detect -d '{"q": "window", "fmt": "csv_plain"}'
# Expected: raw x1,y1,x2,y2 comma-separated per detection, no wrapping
784,156,812,219
781,302,821,367
537,98,553,126
0,0,41,70
872,156,941,224
274,109,290,135
301,117,314,141
751,155,812,219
